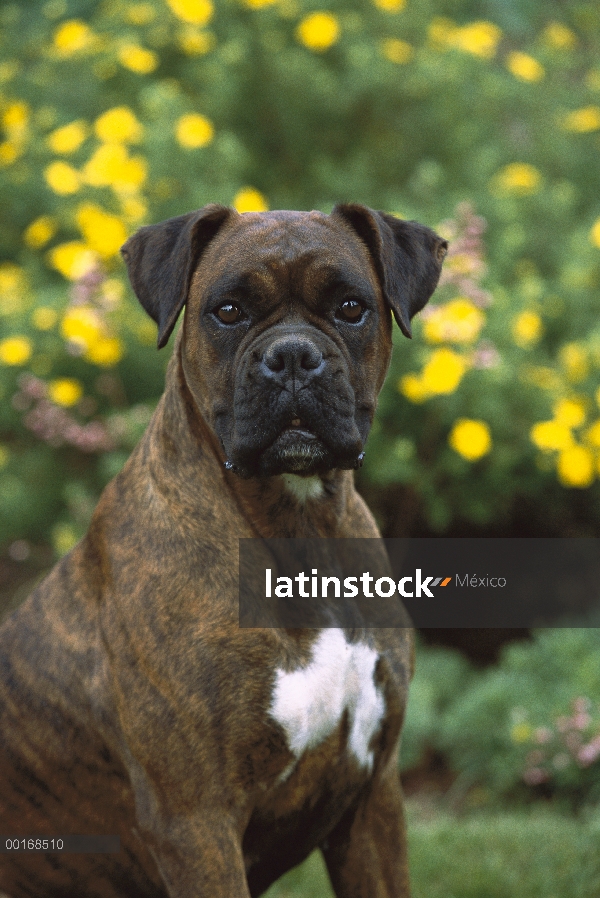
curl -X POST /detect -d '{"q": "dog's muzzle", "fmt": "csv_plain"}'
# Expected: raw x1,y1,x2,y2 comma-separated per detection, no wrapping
218,331,366,477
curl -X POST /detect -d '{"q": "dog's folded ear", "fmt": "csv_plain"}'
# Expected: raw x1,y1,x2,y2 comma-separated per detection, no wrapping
332,204,448,338
121,204,232,348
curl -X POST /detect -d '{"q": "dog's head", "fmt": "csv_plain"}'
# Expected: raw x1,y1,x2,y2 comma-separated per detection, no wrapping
121,204,447,478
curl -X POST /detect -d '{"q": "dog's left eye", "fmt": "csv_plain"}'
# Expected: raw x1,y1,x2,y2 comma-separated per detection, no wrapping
216,303,242,324
336,299,365,323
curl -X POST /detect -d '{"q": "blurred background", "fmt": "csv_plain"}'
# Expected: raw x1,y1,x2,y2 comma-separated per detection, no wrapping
1,0,600,894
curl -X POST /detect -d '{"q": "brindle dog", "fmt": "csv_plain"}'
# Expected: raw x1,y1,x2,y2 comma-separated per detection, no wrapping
0,204,446,898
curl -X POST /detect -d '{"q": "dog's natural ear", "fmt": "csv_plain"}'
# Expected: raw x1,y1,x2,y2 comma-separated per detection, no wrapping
121,204,232,349
332,204,448,338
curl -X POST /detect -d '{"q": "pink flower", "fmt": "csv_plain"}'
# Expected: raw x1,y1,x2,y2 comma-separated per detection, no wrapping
573,697,591,714
577,736,600,768
523,767,550,786
535,727,553,745
573,713,591,731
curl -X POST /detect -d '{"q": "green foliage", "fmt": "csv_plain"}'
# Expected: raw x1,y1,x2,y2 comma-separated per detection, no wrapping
400,642,472,769
402,630,600,806
1,0,600,555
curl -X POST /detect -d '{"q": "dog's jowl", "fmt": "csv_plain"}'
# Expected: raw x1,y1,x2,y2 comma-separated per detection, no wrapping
0,205,446,898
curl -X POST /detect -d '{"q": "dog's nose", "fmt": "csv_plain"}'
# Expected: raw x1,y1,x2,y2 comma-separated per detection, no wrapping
262,338,324,377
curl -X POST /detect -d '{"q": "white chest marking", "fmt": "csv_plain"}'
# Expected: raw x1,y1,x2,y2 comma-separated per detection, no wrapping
280,473,324,502
270,629,385,774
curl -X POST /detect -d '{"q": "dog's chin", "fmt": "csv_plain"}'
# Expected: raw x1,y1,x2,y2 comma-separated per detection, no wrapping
226,425,365,478
227,428,348,478
257,429,332,477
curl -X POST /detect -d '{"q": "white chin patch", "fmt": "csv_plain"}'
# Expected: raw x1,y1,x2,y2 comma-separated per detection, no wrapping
270,629,385,777
281,473,324,503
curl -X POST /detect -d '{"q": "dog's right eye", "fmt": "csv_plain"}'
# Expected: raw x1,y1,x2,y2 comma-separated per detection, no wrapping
216,303,242,324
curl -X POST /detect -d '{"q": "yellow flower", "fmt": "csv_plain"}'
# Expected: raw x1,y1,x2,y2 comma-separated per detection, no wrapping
584,420,600,448
453,21,501,58
24,216,58,248
373,0,406,11
175,113,214,149
423,298,485,344
0,336,32,366
562,106,600,133
296,12,340,52
492,163,541,196
431,19,501,59
0,61,18,83
53,20,96,54
428,17,455,48
179,30,216,55
82,144,147,192
94,107,143,144
0,262,26,297
449,419,492,461
32,307,58,330
102,278,125,306
49,378,83,407
381,39,413,64
86,336,124,367
512,310,542,347
0,142,19,166
47,120,88,154
118,44,159,75
3,102,29,138
126,4,157,25
510,723,532,743
76,204,128,258
165,0,213,25
0,445,8,469
590,218,600,249
530,421,573,452
506,51,544,82
242,0,278,6
559,342,588,383
61,306,103,349
48,242,97,280
543,22,576,50
557,445,594,488
44,161,80,195
398,373,429,403
445,253,478,275
233,187,269,213
120,195,148,223
421,348,467,394
522,365,561,391
52,523,78,556
554,397,586,428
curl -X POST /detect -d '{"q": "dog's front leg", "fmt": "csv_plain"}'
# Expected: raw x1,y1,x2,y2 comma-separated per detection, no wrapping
140,812,251,898
322,762,411,898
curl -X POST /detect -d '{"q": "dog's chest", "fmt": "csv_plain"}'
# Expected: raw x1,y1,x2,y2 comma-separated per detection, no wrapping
269,629,385,774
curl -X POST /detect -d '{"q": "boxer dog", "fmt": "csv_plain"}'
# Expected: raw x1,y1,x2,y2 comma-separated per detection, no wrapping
0,204,447,897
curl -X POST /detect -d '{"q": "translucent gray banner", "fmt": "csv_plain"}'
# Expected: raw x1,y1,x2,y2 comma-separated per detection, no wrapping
0,835,120,853
238,538,600,628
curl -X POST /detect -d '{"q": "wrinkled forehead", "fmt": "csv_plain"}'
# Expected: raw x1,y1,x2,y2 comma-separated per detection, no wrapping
194,209,378,297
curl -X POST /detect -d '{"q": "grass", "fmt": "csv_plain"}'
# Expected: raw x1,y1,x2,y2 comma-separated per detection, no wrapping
262,803,600,898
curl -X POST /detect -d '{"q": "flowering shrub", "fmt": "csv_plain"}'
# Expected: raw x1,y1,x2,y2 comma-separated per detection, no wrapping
513,698,600,799
403,629,600,807
1,0,600,558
